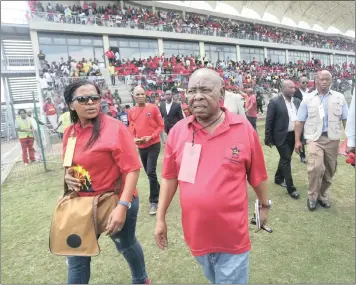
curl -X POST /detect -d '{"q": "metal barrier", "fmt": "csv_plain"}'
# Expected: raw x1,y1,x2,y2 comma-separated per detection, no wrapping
28,12,354,52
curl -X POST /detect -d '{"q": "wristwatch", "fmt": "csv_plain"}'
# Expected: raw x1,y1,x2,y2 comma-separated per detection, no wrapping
118,200,131,209
260,200,272,209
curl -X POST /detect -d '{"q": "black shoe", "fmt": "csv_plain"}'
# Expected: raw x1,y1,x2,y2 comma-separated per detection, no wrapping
318,199,331,208
250,216,256,225
300,157,307,164
288,190,300,199
275,181,287,188
307,199,317,211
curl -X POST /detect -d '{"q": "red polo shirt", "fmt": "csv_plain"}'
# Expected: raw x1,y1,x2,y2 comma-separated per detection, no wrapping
63,115,141,197
162,108,267,256
246,95,258,118
128,103,164,149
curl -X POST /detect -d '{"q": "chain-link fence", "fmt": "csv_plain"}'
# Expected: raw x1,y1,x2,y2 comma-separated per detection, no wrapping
2,124,63,183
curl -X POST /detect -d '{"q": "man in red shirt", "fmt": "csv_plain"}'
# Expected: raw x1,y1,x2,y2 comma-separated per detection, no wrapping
244,88,258,130
154,69,269,284
43,97,58,129
128,86,164,215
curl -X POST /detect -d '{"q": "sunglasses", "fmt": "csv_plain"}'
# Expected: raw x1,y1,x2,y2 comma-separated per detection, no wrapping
72,95,101,105
301,82,307,84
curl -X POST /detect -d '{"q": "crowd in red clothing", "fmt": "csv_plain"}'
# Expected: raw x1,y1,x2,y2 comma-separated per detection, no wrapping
27,1,355,52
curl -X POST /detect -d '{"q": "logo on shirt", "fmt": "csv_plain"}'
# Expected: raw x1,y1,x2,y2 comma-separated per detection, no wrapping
146,112,151,117
72,165,93,192
231,146,240,157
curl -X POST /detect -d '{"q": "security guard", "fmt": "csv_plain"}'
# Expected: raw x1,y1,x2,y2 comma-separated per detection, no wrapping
294,70,348,211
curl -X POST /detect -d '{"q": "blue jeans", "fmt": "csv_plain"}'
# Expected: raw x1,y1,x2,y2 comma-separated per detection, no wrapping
195,251,249,284
67,196,148,284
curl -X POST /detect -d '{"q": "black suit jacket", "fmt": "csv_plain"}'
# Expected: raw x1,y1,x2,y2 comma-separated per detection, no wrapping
160,101,184,134
293,89,303,101
265,95,301,147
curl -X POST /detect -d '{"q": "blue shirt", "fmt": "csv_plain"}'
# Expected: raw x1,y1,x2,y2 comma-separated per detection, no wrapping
297,91,348,132
116,111,129,127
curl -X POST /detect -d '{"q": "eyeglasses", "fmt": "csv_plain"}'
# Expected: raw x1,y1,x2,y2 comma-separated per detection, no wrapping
301,82,307,84
72,95,101,105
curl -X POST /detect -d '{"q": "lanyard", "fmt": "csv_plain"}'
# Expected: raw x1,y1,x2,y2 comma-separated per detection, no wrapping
191,111,223,146
134,104,147,121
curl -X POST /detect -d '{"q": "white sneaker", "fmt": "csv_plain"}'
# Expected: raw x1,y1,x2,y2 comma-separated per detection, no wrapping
24,163,28,166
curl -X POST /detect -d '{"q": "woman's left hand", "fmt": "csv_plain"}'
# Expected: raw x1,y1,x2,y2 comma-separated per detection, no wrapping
105,205,128,236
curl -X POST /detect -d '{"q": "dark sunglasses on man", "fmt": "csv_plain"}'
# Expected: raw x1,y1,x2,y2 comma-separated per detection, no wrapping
301,81,308,84
72,95,101,105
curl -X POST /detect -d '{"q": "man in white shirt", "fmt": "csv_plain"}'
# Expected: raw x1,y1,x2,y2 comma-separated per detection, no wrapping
265,80,301,199
159,90,184,134
224,88,246,117
346,91,355,154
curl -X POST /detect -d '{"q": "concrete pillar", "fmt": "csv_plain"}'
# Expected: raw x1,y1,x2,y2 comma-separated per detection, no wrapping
182,10,186,20
285,49,289,63
236,45,240,62
309,51,312,61
199,41,205,59
158,39,164,56
2,77,17,139
152,6,156,13
330,53,334,65
29,30,45,121
264,47,268,59
120,0,124,10
102,35,110,68
346,55,349,63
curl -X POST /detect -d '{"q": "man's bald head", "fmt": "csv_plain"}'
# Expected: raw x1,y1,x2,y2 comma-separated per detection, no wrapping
316,70,332,94
189,68,223,89
133,85,146,105
133,85,145,95
281,79,296,99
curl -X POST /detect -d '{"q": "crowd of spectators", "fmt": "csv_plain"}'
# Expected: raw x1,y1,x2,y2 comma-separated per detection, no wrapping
106,51,355,100
27,1,355,52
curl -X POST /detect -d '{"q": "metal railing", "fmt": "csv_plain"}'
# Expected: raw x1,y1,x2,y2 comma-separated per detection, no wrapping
1,57,35,70
28,12,355,52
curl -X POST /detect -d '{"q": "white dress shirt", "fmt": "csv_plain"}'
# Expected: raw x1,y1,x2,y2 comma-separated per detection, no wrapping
300,88,309,99
166,101,173,114
283,96,297,132
346,92,355,147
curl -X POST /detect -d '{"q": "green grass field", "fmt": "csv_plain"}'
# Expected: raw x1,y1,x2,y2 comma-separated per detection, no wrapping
1,122,355,284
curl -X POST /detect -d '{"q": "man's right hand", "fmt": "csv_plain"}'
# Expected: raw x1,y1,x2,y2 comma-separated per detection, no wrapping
134,138,144,145
295,140,303,154
155,219,168,249
65,167,81,192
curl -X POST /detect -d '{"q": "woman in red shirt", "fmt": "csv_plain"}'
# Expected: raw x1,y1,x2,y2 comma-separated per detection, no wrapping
63,80,150,284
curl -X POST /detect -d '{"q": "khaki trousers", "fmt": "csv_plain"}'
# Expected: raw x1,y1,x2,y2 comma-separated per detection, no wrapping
307,135,339,201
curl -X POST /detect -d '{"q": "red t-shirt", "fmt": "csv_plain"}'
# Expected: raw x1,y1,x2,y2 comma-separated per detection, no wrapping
128,103,164,149
44,103,56,116
162,109,268,256
246,95,257,118
62,115,141,197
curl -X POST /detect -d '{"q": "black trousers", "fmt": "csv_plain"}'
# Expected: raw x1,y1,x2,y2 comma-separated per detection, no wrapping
257,105,263,114
138,142,160,204
110,75,115,85
246,116,257,130
275,131,295,192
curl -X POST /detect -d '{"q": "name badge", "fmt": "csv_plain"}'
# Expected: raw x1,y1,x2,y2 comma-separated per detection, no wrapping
63,137,77,167
318,104,325,119
178,143,202,184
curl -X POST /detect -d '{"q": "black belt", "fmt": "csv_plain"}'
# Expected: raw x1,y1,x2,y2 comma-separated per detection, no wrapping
321,132,328,136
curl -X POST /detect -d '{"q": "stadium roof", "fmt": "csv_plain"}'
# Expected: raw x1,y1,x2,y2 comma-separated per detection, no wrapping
157,1,355,37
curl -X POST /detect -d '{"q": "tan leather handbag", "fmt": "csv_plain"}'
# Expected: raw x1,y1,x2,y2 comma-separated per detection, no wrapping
49,179,121,257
